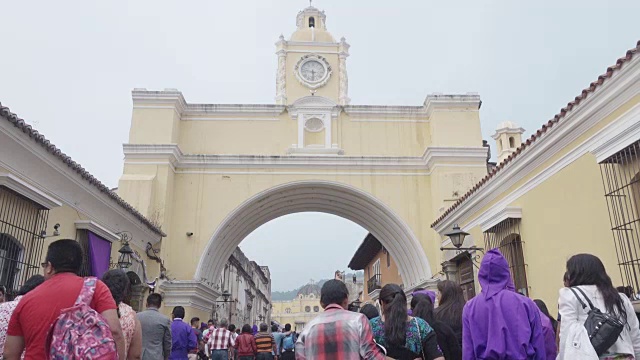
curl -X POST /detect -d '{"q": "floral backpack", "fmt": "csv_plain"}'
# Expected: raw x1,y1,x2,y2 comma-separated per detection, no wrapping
46,277,118,359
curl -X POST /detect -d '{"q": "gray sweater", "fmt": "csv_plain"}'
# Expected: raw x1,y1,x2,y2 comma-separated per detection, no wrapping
137,308,172,360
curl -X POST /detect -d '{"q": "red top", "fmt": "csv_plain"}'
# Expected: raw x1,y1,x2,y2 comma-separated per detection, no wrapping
235,333,257,356
7,273,117,359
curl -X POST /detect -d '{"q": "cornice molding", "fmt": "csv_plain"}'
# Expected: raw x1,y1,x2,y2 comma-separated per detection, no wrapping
492,127,526,139
479,207,522,232
285,41,338,47
160,280,221,312
74,220,121,243
132,89,187,115
424,93,482,118
344,105,426,119
288,96,340,121
185,104,286,118
592,103,640,162
0,173,62,210
123,144,488,171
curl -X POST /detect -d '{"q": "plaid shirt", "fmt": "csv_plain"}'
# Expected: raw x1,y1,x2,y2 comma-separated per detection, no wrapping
208,327,236,350
295,304,385,360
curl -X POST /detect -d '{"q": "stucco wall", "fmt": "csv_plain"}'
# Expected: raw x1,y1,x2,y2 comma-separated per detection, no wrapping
362,247,402,303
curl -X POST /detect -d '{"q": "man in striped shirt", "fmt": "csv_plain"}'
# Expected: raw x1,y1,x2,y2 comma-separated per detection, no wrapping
255,323,276,359
208,318,236,360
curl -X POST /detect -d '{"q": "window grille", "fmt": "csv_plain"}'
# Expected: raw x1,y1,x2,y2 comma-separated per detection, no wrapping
76,230,92,276
599,140,640,291
0,187,48,299
483,218,528,296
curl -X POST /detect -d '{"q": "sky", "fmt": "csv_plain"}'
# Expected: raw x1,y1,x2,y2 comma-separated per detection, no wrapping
1,1,639,291
240,213,366,292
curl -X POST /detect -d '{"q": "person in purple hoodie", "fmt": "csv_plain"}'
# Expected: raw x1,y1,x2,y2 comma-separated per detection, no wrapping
462,249,546,360
169,306,198,360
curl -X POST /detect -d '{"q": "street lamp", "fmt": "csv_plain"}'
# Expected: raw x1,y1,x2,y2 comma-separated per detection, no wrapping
440,224,483,252
445,224,469,249
215,290,232,303
440,224,484,269
117,242,134,269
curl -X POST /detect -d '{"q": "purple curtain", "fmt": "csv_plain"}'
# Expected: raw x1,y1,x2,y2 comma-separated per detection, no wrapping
87,232,112,279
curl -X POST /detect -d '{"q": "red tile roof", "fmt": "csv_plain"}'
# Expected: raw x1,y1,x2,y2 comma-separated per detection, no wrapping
0,103,166,237
431,40,640,229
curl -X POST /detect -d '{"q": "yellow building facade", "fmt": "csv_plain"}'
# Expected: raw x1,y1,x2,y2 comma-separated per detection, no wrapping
0,104,167,313
117,5,490,320
271,283,323,332
432,41,640,313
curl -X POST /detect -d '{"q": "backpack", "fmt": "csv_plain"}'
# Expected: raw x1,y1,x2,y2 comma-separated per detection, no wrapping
281,333,295,351
46,277,118,359
570,287,624,356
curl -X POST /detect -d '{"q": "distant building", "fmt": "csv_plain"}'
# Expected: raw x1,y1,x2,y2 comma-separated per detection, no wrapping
271,282,322,332
334,270,364,305
348,233,403,309
213,247,271,327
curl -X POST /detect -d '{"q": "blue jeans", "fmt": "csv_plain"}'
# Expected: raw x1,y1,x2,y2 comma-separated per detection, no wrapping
256,353,273,360
211,349,229,360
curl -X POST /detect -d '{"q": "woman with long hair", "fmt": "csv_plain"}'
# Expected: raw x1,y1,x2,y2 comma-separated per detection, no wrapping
411,293,461,360
558,254,640,359
533,299,558,359
433,280,466,346
234,324,257,360
369,284,443,360
534,299,558,334
102,269,142,360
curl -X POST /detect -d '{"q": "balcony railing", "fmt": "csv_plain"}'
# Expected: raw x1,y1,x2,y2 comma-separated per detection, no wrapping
367,274,381,294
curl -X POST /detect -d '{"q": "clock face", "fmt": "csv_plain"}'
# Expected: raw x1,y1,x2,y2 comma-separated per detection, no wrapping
294,55,332,89
300,60,326,82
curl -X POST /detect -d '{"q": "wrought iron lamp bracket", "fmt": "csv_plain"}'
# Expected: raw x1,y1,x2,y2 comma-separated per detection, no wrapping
439,246,485,269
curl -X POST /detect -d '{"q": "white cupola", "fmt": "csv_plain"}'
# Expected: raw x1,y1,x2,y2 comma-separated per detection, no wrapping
492,121,525,164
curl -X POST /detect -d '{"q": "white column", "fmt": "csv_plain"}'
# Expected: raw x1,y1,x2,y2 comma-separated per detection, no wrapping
298,116,305,148
324,116,331,148
275,50,287,105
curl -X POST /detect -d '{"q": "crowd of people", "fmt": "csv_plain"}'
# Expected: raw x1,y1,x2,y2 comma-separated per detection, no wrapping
295,249,640,360
0,239,640,359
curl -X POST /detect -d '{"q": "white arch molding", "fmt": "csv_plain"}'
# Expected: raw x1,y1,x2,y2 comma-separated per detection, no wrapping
194,181,432,292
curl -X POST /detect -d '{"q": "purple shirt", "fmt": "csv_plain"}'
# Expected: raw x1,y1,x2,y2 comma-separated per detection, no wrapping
539,309,558,359
169,319,198,360
462,249,546,360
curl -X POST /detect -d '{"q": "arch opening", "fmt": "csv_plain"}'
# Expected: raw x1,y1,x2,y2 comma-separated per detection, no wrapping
194,181,432,293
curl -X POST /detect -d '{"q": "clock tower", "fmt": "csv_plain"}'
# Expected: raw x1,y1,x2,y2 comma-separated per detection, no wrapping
275,5,350,105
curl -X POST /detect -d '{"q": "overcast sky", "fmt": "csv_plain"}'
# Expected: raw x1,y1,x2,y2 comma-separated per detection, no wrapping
1,1,638,291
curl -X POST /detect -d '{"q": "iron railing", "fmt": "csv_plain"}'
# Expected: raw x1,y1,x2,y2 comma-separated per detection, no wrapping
0,186,48,300
484,218,528,296
367,274,381,294
600,140,640,292
76,229,93,277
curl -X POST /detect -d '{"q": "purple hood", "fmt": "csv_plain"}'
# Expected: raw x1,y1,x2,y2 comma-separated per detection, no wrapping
412,289,436,303
478,248,516,299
